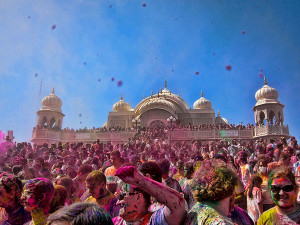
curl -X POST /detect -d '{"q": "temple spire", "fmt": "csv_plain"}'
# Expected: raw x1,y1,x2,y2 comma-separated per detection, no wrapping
164,75,167,89
264,76,267,85
218,109,220,116
201,90,203,97
121,94,123,100
52,88,55,94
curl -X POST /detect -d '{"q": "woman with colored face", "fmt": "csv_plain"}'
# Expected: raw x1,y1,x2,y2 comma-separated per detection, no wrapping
257,166,300,225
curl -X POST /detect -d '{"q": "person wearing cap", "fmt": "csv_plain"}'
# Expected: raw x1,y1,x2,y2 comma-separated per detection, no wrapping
0,173,31,225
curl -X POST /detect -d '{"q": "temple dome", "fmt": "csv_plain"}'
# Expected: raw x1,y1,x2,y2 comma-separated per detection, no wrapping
215,110,229,125
255,77,279,101
193,91,212,109
41,88,62,112
113,95,131,112
140,97,176,112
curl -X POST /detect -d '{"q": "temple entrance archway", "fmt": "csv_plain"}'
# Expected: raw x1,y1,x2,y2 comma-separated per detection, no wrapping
148,120,166,128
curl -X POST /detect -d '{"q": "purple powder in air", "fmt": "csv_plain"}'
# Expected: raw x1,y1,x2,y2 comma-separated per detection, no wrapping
117,80,123,87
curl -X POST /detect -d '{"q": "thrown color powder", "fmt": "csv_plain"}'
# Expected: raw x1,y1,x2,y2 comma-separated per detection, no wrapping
117,80,123,87
226,65,232,71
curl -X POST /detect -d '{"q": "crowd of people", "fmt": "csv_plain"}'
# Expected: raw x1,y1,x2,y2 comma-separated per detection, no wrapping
0,127,299,224
34,121,256,134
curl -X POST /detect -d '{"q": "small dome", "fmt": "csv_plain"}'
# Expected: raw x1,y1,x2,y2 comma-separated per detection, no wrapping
255,77,279,101
215,110,229,125
193,91,212,109
102,122,107,128
113,95,131,112
41,88,62,112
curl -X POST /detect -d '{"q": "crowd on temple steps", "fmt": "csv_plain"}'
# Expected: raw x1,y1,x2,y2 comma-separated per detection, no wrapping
0,126,299,225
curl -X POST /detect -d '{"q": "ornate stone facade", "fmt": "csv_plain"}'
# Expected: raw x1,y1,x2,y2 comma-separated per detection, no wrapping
31,78,289,145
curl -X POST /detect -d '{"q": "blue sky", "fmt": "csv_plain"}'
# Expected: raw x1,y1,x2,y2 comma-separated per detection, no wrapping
0,0,299,142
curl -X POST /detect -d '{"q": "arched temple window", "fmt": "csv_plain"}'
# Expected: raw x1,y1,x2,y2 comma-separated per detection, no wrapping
41,117,47,127
259,111,265,125
269,110,275,124
50,117,56,128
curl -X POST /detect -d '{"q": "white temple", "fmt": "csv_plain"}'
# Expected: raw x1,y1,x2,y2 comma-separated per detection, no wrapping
31,78,290,145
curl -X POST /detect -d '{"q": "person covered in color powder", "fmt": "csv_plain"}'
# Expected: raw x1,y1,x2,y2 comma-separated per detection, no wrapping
247,174,263,223
21,178,55,225
257,166,300,225
84,170,119,218
113,166,186,225
49,185,68,214
185,159,238,225
0,173,31,225
46,202,114,225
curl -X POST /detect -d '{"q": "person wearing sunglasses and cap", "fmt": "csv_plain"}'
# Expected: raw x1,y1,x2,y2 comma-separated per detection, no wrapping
257,166,300,224
112,166,186,225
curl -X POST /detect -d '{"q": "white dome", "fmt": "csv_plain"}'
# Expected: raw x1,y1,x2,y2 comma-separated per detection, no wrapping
255,77,279,101
215,110,229,125
193,91,212,109
41,88,62,112
138,95,176,113
113,95,131,112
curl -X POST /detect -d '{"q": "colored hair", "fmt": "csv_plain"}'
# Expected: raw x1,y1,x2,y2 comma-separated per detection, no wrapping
50,185,68,213
24,178,55,213
138,162,162,183
86,170,106,184
110,150,121,158
268,166,296,190
0,173,23,201
78,165,93,175
47,202,113,225
55,177,76,195
191,159,238,202
158,159,170,175
248,174,262,199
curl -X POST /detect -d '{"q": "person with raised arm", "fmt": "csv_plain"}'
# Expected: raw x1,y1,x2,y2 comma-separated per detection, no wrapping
113,166,186,225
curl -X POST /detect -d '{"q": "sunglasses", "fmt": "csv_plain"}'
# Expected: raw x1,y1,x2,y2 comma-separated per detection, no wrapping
117,192,139,200
270,185,295,193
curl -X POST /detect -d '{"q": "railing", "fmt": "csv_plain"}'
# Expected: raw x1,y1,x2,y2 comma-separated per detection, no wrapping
33,128,136,143
169,128,254,141
254,124,289,137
